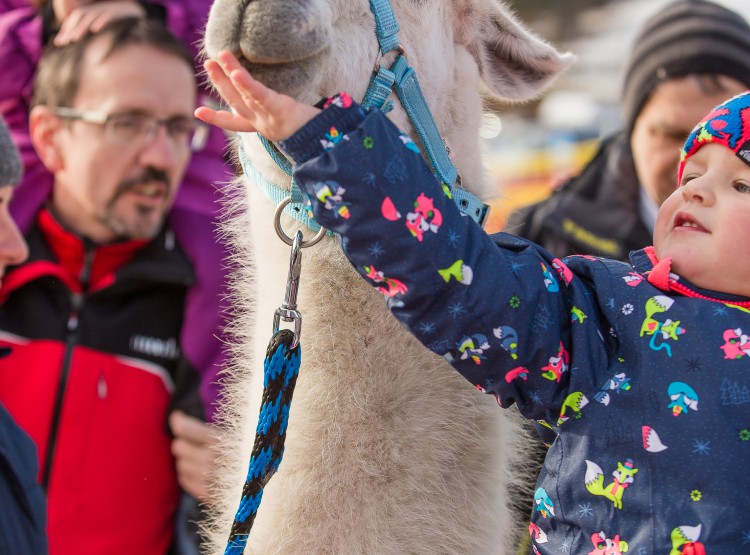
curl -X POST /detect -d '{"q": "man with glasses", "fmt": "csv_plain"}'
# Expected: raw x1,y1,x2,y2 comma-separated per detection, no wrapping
0,17,218,554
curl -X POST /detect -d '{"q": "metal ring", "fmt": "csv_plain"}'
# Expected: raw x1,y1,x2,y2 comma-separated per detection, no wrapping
273,197,327,247
372,43,406,74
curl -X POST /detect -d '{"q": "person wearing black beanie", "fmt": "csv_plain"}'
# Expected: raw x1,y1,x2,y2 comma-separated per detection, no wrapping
0,115,27,289
506,0,750,262
0,114,45,555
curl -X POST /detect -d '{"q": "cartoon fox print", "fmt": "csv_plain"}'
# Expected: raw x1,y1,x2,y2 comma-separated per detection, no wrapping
541,342,570,382
313,181,351,219
720,327,750,359
588,531,629,555
457,334,490,365
669,524,705,555
405,193,442,241
639,296,685,356
557,391,589,425
363,265,408,308
584,459,638,509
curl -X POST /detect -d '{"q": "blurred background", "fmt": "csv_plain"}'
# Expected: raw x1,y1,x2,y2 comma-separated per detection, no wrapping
483,0,750,232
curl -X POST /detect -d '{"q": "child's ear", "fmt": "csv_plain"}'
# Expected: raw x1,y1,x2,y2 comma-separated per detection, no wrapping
29,106,65,172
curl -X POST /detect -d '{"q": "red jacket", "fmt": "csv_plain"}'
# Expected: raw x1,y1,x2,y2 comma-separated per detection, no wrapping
0,210,201,554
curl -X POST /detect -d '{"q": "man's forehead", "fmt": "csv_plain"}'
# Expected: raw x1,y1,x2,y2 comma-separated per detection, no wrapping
81,38,192,75
75,40,196,111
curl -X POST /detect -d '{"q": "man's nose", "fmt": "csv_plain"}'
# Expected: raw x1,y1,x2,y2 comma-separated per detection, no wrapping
138,124,181,170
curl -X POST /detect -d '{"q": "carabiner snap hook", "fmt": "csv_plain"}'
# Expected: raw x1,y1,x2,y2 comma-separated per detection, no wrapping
273,230,303,349
272,196,327,348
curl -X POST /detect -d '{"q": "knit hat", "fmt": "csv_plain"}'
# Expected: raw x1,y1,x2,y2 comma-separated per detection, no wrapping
677,91,750,184
0,117,22,188
621,0,750,136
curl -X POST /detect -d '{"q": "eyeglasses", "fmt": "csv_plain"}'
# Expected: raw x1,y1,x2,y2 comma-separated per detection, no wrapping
52,107,206,151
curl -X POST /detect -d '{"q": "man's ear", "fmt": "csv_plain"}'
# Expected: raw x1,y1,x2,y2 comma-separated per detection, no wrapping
29,106,65,172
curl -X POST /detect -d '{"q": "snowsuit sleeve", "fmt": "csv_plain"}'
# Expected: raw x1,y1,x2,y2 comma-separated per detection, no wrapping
279,97,613,424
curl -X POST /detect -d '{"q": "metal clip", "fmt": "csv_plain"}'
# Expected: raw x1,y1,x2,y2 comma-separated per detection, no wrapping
273,230,303,348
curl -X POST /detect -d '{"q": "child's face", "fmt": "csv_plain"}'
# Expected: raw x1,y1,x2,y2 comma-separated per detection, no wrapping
0,185,28,287
654,142,750,297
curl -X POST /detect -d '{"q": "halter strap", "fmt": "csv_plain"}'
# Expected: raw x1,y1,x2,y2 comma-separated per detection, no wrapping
243,0,491,229
369,0,400,54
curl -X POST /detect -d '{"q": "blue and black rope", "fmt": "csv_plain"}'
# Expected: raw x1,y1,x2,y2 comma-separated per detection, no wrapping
225,328,301,554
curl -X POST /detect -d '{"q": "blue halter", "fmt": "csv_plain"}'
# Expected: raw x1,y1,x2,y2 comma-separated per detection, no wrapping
238,0,490,231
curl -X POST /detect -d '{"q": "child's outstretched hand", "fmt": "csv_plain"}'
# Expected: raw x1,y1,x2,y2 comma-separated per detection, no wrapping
195,51,321,142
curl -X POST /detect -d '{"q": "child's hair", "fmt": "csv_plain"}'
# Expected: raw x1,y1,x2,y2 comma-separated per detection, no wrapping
0,117,22,188
678,89,750,183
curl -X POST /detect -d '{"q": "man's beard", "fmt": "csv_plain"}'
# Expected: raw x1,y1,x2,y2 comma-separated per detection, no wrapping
99,167,172,241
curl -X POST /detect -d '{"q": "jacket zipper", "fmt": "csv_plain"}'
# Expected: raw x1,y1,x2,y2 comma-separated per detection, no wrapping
41,246,94,491
668,279,750,308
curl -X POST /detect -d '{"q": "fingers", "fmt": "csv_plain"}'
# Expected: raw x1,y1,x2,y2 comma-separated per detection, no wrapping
204,59,255,118
169,410,220,445
216,51,286,120
55,8,87,45
198,61,260,132
169,412,220,503
194,105,257,133
201,51,322,140
87,2,146,33
54,2,146,45
209,54,276,123
171,437,213,501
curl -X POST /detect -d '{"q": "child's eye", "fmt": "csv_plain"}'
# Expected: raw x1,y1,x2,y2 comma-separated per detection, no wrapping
734,182,750,193
680,175,696,187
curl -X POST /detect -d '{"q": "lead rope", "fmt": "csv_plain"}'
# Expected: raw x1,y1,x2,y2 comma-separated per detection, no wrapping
225,200,326,554
224,328,299,554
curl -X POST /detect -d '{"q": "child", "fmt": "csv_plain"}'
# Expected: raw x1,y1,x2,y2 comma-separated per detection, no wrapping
0,115,45,554
198,51,750,554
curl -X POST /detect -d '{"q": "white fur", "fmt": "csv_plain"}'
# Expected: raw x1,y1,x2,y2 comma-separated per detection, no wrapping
202,1,573,553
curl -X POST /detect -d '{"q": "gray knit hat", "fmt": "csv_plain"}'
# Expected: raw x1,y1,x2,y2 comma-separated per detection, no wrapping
621,0,750,136
0,116,22,187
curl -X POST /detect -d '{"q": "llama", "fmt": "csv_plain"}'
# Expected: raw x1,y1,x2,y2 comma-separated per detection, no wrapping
202,1,573,553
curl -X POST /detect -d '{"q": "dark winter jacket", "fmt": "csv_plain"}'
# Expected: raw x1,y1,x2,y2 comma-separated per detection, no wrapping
0,209,201,555
505,132,652,261
278,97,750,554
0,349,47,555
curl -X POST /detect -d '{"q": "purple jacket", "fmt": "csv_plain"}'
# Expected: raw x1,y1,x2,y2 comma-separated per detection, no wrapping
0,1,232,420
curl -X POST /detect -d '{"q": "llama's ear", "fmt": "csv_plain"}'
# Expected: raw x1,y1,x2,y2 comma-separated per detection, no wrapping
476,4,575,102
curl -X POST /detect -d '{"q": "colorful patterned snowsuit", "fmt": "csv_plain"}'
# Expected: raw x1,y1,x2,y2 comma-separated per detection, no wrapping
277,97,750,554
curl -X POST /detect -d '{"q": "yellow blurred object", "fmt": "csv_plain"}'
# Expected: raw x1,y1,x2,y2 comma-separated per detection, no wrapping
483,138,599,234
